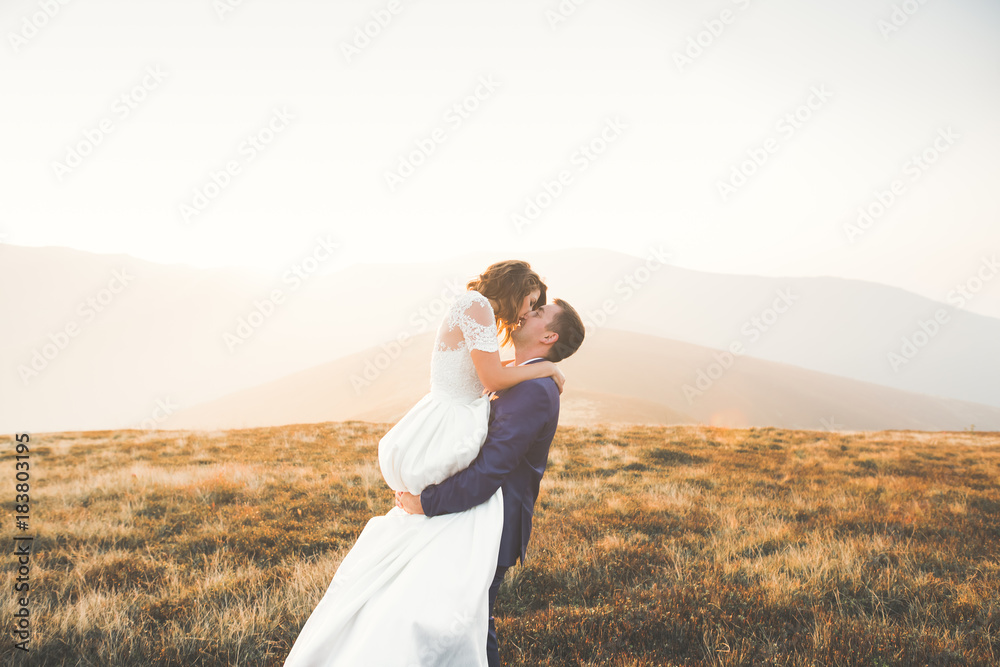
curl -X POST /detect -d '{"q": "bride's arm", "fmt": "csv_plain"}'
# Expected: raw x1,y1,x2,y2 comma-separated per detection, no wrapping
470,349,564,394
454,292,565,393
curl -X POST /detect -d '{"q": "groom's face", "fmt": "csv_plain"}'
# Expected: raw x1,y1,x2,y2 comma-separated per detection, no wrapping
512,303,560,350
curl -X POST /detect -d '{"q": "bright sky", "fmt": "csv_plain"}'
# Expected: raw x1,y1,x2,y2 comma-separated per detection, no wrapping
4,0,999,317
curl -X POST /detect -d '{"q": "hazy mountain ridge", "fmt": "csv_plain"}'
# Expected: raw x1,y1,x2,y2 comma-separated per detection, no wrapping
164,328,1000,432
3,244,998,433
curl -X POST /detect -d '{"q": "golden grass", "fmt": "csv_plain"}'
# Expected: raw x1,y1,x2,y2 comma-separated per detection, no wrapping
2,423,998,665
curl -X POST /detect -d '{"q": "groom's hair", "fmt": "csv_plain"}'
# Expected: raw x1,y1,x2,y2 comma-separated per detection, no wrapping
545,299,585,363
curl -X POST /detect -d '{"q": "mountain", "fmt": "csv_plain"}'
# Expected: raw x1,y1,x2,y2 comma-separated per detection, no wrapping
3,244,997,433
164,328,1000,432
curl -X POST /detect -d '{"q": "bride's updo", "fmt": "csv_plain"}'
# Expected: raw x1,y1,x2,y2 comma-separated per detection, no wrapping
467,260,547,347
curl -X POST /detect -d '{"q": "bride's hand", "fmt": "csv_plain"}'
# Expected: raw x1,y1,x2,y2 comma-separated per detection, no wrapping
540,361,565,394
395,490,424,515
552,366,565,394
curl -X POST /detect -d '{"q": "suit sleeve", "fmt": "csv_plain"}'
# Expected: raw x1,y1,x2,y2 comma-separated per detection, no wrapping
421,380,554,517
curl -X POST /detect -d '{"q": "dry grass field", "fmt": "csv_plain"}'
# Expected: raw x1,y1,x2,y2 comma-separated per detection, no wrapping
2,422,999,666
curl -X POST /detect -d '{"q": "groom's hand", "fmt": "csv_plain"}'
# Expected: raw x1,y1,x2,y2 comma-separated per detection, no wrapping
395,490,424,515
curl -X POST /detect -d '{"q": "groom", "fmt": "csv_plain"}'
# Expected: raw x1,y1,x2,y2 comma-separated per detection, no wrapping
396,297,585,667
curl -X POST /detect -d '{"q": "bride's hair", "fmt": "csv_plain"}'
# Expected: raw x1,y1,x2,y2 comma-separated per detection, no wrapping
467,260,547,347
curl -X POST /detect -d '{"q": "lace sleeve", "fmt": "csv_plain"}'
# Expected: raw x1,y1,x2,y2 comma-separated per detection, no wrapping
456,293,500,353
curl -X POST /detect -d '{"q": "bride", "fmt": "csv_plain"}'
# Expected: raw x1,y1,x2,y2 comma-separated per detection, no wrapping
284,260,565,666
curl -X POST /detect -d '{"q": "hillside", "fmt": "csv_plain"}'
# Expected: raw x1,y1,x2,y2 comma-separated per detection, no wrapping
4,422,998,665
164,327,1000,432
4,244,1000,434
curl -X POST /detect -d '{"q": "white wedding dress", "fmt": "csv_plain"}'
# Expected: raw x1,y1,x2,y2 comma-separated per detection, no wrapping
284,290,504,667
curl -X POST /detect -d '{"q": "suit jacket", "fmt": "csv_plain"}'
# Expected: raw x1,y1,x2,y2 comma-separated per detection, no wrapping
419,359,560,567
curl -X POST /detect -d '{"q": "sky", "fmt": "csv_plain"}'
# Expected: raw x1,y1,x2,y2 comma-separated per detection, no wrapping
3,0,1000,317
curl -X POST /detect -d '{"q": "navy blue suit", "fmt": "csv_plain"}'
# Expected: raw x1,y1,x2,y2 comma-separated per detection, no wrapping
419,359,560,666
